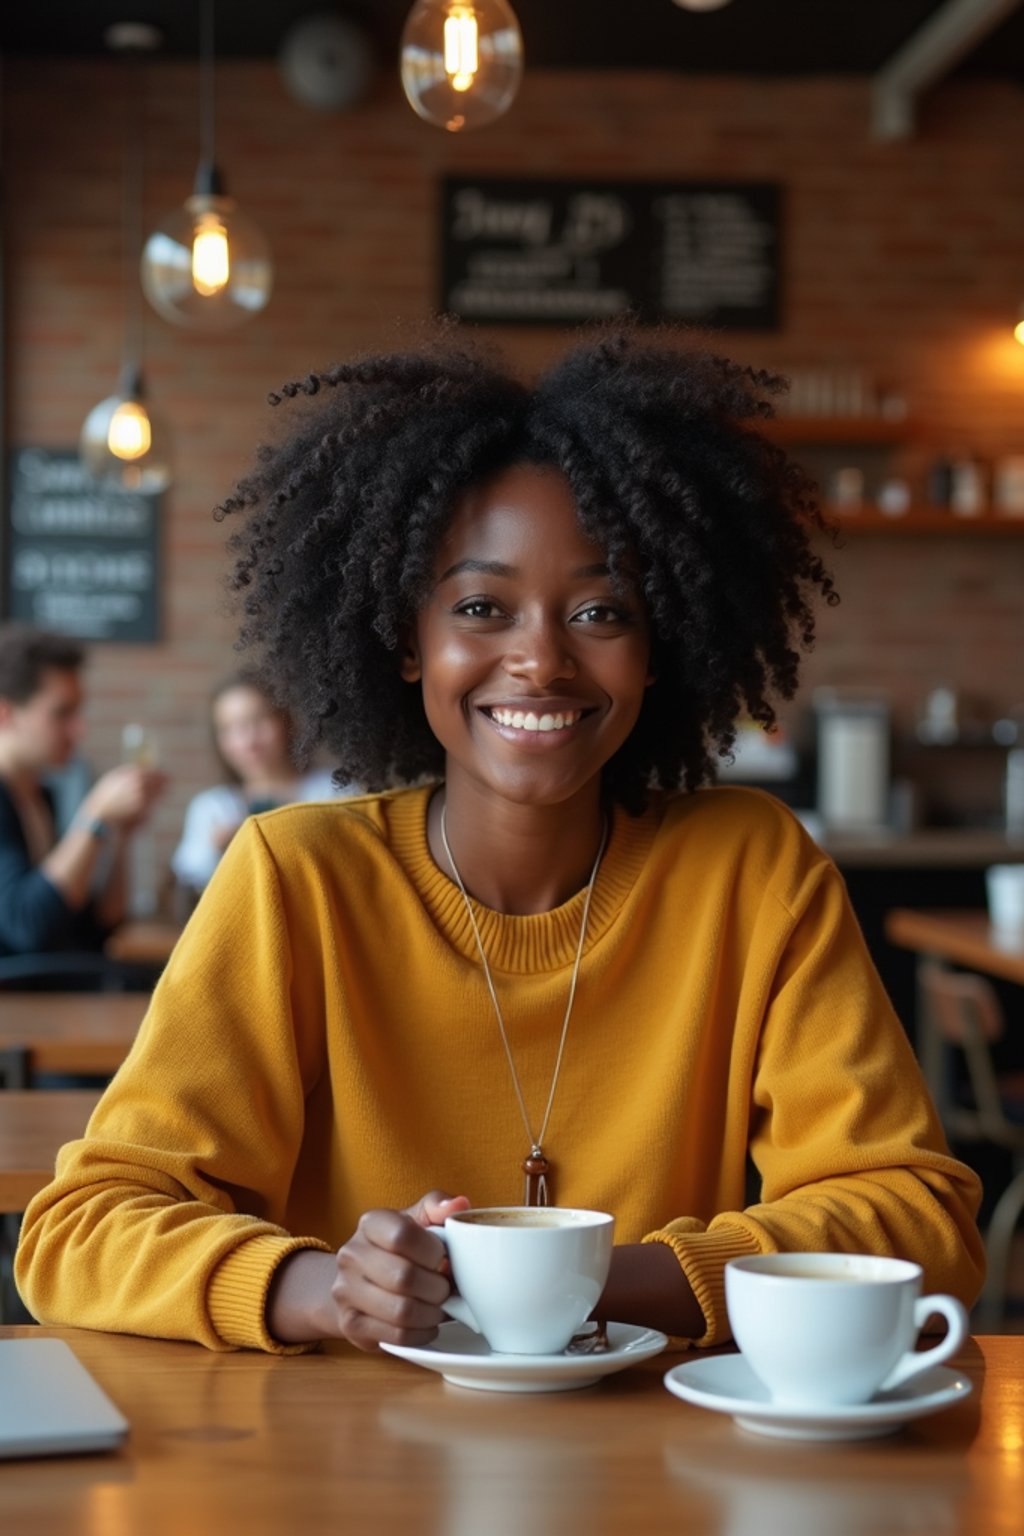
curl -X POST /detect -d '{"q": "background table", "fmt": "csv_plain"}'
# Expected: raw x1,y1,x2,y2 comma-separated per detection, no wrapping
105,921,181,969
0,1092,102,1213
0,993,144,1083
885,908,1024,987
0,1327,1018,1535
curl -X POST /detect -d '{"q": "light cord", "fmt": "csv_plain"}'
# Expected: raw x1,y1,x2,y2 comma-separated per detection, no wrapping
199,0,217,169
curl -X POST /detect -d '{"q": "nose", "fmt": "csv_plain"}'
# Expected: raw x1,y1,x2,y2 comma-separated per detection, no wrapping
504,613,577,685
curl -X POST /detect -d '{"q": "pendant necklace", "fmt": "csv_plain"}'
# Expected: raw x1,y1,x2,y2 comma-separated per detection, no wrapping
440,802,608,1207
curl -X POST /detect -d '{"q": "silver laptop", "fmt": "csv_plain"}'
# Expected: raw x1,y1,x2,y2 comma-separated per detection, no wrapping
0,1338,129,1458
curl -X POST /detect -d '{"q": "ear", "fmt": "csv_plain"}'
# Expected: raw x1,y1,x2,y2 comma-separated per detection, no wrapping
398,630,422,684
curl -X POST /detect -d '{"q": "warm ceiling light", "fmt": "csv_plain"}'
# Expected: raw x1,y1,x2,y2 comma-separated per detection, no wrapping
401,0,523,132
81,367,171,492
140,0,272,328
1015,306,1024,347
106,398,153,461
80,25,171,493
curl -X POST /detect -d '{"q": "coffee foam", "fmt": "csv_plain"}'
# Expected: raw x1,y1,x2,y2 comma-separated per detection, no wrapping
758,1268,876,1281
455,1210,579,1229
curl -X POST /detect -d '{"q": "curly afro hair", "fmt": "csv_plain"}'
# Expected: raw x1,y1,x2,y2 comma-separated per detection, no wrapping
217,328,836,814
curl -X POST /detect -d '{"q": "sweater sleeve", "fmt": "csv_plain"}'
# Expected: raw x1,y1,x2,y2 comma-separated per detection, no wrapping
15,820,333,1352
644,855,985,1346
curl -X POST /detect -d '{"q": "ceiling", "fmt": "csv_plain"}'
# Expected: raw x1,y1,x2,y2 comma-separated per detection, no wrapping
1,0,1024,80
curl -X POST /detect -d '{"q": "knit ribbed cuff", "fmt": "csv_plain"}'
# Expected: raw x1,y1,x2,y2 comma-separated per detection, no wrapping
642,1221,767,1346
207,1234,333,1353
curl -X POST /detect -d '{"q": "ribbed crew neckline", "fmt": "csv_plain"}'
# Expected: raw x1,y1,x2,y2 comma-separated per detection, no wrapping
385,784,663,974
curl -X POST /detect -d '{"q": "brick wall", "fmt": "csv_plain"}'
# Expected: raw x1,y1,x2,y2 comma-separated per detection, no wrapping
4,59,1024,896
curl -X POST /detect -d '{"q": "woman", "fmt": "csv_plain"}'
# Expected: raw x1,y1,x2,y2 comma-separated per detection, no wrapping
171,671,351,902
17,331,984,1354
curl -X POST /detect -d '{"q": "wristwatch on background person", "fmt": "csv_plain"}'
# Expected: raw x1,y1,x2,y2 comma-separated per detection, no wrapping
73,815,111,843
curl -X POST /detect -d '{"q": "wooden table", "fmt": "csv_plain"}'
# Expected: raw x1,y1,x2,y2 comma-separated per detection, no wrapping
0,1327,1019,1534
0,1092,102,1212
0,993,145,1082
885,907,1024,987
105,919,181,969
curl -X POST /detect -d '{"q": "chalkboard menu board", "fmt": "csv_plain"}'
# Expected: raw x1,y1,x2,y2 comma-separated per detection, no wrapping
4,448,161,642
440,177,780,329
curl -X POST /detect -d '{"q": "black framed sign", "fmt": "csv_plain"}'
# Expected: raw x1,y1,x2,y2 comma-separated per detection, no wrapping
440,177,780,329
4,448,161,642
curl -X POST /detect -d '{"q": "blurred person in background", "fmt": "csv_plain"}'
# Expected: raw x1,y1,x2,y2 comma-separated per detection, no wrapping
171,669,356,912
0,623,166,959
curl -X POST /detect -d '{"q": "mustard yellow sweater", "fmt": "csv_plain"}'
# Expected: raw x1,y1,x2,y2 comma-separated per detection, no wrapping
16,785,984,1352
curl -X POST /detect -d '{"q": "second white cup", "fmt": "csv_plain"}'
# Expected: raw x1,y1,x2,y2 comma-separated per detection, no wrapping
430,1206,614,1356
725,1253,969,1408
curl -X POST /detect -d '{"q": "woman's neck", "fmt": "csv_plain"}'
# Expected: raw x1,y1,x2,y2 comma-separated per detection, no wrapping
428,780,608,916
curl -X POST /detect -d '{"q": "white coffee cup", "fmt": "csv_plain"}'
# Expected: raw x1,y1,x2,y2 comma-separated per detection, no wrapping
430,1206,614,1356
725,1253,969,1408
986,864,1024,934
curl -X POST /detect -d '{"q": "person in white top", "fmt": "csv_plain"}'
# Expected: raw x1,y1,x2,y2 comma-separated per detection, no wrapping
172,670,354,901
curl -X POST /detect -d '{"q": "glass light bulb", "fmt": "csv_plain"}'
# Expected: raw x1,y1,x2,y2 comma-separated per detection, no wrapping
192,211,231,295
1015,316,1024,347
444,8,479,91
107,400,153,460
142,192,273,330
80,389,171,493
401,0,523,132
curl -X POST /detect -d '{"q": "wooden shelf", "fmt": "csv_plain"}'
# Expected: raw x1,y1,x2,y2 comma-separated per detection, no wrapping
821,507,1024,533
755,417,1024,532
765,416,911,445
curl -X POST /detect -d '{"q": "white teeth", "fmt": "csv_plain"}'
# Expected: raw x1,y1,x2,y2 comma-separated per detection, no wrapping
489,707,581,732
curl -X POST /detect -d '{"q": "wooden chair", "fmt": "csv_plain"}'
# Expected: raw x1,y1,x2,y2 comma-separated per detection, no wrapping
0,952,156,993
919,959,1024,1328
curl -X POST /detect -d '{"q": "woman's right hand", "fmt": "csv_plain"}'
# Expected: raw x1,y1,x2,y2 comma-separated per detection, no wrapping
266,1191,470,1349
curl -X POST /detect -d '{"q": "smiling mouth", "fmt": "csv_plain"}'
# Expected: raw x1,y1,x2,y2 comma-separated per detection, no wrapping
484,707,587,733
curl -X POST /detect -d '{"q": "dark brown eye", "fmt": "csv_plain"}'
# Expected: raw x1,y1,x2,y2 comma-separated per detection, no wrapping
455,599,503,619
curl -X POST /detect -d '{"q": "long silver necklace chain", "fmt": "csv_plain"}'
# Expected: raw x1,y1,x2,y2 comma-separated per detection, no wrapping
439,802,608,1207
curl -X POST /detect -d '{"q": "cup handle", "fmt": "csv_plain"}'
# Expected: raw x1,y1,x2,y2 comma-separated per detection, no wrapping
878,1294,969,1393
425,1224,480,1333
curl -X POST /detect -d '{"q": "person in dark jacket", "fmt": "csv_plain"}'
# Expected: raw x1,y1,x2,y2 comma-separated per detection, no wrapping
0,624,165,958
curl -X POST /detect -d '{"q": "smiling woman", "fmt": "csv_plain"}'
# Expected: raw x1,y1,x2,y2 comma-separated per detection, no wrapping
221,330,834,813
400,464,653,883
16,329,985,1362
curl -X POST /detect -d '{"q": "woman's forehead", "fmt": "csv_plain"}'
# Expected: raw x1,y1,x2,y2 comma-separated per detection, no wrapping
439,463,604,563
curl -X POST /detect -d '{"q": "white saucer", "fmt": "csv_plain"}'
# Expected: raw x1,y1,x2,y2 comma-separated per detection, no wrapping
663,1354,973,1440
381,1320,668,1393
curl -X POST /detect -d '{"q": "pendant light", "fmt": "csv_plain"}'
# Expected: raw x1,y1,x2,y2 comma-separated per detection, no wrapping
1015,304,1024,347
141,0,272,328
400,0,523,132
670,1,733,10
80,23,171,494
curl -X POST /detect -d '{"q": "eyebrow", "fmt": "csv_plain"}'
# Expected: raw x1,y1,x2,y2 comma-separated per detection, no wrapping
438,559,611,582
